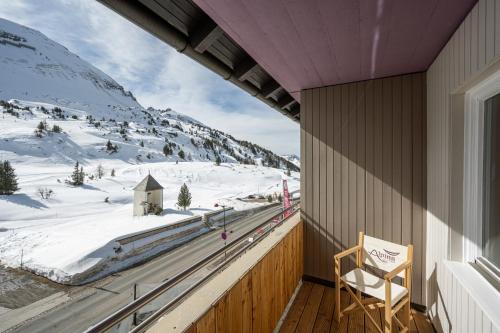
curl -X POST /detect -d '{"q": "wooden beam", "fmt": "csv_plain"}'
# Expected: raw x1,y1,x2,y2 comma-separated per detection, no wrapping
287,101,299,111
278,94,296,109
261,80,282,98
190,19,224,53
289,103,300,117
233,57,259,81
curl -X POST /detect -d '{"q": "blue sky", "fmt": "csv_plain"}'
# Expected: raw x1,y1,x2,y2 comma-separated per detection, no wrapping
0,0,299,155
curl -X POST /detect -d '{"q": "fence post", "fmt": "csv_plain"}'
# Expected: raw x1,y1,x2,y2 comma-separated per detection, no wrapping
133,283,137,326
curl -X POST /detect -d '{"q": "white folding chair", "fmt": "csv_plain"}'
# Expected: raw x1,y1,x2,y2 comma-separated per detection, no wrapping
334,232,413,333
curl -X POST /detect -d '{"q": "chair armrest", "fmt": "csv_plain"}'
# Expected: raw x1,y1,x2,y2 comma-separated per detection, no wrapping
384,261,412,280
334,245,361,262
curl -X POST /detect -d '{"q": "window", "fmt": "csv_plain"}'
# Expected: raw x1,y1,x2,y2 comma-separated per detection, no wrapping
462,70,500,287
479,93,500,281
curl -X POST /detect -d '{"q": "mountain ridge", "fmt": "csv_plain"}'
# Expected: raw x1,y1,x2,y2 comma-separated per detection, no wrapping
0,18,299,171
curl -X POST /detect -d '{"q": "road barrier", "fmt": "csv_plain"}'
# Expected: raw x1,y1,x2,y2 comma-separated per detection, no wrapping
203,207,234,226
116,215,203,246
207,203,280,227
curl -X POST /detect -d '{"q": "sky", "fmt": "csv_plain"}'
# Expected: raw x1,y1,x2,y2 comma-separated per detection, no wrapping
0,0,299,156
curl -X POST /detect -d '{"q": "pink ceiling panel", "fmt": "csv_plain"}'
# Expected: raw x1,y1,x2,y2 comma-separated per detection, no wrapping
194,0,477,101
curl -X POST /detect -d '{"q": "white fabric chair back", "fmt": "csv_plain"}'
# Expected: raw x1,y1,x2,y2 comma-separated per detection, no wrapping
362,235,409,278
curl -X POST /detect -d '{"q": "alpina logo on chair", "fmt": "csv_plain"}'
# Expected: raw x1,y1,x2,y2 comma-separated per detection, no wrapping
369,248,400,263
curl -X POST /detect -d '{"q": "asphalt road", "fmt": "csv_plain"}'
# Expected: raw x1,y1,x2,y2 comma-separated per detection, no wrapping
9,205,283,333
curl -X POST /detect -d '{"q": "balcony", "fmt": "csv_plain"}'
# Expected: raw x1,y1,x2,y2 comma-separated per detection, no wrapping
278,281,433,333
111,212,434,333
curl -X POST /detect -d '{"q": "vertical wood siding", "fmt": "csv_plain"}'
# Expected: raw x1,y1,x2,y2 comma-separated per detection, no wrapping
426,0,500,332
188,221,303,333
300,72,427,305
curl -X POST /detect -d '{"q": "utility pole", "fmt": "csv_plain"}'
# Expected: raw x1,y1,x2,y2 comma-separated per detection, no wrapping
215,203,227,259
221,204,227,258
223,206,226,241
133,283,137,326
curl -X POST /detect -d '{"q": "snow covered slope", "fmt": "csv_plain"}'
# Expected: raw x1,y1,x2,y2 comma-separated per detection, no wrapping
282,154,300,168
0,160,299,284
0,18,300,284
0,18,140,112
0,18,298,170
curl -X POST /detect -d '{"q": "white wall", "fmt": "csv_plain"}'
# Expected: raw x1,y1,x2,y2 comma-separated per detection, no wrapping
133,189,163,216
426,0,500,331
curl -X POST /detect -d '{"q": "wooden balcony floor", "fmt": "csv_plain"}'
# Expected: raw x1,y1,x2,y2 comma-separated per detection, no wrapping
278,281,434,333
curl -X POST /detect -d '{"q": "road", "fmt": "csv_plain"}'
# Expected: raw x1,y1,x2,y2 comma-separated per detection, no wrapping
8,205,283,333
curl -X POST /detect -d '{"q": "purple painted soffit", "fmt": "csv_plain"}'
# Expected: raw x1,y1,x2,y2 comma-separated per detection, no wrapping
193,0,477,102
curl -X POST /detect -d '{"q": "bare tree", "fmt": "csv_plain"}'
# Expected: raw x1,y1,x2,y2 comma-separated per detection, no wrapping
96,164,105,179
37,187,54,199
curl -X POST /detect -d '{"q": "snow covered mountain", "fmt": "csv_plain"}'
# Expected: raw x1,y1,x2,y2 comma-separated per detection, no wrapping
0,18,139,112
281,154,300,168
0,18,298,171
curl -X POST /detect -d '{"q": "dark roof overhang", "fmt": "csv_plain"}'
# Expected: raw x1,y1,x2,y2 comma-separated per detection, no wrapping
97,0,300,122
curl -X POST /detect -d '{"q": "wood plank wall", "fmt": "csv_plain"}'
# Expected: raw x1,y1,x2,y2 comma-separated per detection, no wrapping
426,0,500,331
300,72,426,305
186,221,303,333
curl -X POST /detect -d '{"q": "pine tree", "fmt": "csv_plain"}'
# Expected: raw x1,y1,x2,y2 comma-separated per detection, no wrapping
0,163,6,193
0,160,19,195
37,120,46,131
163,144,172,156
52,124,62,133
105,140,118,153
177,183,192,210
178,150,185,160
34,120,47,137
71,161,83,185
79,167,85,185
111,169,116,177
139,140,144,147
215,155,221,166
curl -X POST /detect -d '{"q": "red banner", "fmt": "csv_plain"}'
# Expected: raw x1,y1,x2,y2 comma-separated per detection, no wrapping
283,179,291,218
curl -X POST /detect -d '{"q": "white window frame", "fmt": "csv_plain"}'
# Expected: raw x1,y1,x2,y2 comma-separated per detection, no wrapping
463,69,500,285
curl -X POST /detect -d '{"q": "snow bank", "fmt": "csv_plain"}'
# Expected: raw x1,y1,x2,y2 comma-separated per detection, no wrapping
0,161,299,284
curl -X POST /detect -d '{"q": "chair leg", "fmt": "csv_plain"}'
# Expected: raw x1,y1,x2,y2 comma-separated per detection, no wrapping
402,298,410,329
335,279,341,322
384,303,392,333
335,259,341,323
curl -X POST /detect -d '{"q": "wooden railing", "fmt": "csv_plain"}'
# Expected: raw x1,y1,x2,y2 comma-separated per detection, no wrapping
188,219,303,333
145,213,303,333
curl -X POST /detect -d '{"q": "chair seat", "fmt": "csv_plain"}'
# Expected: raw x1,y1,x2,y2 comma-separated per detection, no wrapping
341,268,408,306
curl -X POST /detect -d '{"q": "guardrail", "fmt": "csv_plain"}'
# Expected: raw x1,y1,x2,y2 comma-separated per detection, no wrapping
84,202,300,333
202,206,233,224
117,215,203,246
